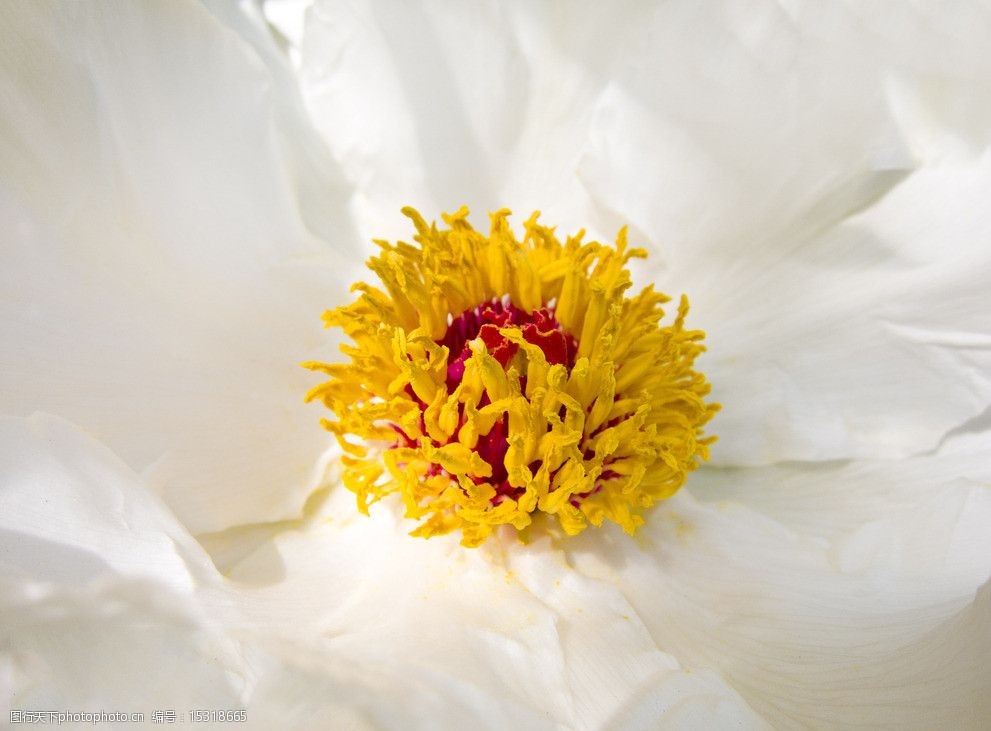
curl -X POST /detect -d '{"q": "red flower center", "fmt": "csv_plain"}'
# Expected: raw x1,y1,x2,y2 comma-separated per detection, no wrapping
429,300,577,501
441,299,576,388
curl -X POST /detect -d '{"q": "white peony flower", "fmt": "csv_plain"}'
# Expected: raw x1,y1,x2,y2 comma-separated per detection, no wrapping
2,0,990,728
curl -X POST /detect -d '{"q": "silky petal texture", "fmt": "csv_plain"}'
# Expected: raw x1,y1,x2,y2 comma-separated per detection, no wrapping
563,436,991,729
0,0,363,533
218,429,991,730
0,414,242,715
0,415,533,728
297,0,621,243
694,154,991,464
221,452,991,729
297,0,991,465
5,415,989,729
2,406,989,728
0,414,764,730
0,415,215,591
221,486,769,730
260,0,312,64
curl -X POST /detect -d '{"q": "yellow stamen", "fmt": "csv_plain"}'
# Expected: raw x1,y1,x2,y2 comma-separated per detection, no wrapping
304,208,719,547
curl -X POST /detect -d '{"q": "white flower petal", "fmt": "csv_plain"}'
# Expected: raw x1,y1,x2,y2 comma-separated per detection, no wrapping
4,388,987,729
1,579,250,715
0,413,215,590
244,642,556,730
576,1,914,254
219,431,991,730
695,423,991,548
556,456,991,729
258,0,313,64
0,416,525,728
298,0,635,244
3,577,553,730
698,155,991,465
857,2,991,162
223,486,767,730
0,413,244,712
1,414,762,729
0,0,357,533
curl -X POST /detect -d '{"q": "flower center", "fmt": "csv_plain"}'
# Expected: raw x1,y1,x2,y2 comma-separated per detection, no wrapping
304,207,719,547
442,299,576,389
430,299,577,502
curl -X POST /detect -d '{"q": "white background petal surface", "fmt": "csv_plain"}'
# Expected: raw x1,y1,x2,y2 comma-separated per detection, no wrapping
1,0,990,729
0,0,363,534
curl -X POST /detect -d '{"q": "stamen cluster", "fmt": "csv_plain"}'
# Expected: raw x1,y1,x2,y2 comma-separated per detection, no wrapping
304,207,718,546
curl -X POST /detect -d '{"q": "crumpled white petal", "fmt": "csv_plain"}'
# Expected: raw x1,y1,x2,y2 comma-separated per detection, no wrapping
0,413,243,714
0,414,765,729
6,419,990,728
3,410,989,728
221,487,768,730
0,415,521,727
696,153,991,465
0,0,360,533
0,414,215,590
212,427,991,729
297,0,623,244
554,435,991,729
